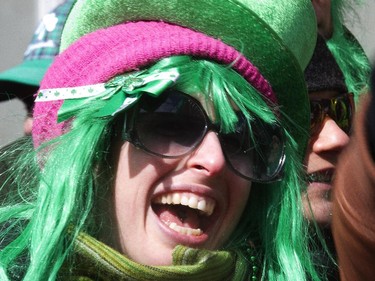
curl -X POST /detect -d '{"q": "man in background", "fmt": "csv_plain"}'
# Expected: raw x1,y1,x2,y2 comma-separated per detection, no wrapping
0,0,75,136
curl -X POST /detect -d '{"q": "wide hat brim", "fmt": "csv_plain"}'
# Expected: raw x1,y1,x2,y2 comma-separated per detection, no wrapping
60,0,316,158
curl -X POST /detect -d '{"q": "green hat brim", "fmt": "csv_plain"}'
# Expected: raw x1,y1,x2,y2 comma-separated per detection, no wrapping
0,59,52,87
61,0,313,158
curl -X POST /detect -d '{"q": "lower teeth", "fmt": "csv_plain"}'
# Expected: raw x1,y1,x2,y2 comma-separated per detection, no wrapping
168,222,202,236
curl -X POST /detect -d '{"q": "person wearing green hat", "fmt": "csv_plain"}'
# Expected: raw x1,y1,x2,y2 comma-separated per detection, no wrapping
0,0,75,136
0,0,330,280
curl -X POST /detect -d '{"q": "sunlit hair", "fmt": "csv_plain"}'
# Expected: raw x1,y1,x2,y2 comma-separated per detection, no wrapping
0,56,322,280
328,0,371,100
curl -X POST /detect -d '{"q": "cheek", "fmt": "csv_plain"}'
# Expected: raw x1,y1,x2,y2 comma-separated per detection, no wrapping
114,143,173,203
113,143,178,251
117,142,176,179
227,179,252,223
233,181,251,205
217,179,251,246
113,142,181,219
304,138,316,165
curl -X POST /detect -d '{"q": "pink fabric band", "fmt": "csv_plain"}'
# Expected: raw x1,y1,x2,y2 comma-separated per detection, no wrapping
33,21,275,147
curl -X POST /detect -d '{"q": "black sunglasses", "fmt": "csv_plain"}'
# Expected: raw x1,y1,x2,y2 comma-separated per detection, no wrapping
123,90,286,182
310,93,355,136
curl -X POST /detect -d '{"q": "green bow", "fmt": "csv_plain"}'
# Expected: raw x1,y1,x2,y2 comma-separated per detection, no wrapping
54,69,179,123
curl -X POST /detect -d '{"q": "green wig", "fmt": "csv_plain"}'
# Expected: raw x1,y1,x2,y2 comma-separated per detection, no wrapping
328,0,371,100
1,56,323,280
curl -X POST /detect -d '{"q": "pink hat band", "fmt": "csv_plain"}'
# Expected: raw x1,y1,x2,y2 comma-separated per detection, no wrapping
33,21,275,147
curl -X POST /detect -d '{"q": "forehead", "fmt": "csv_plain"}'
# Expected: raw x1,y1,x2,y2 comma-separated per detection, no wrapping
187,91,240,123
308,89,344,100
189,92,216,119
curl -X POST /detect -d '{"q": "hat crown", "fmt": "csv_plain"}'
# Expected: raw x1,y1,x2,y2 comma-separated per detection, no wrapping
61,0,316,71
237,0,316,69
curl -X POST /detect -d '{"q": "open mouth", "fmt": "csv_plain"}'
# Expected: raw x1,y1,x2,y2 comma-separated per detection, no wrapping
307,169,334,184
152,192,216,236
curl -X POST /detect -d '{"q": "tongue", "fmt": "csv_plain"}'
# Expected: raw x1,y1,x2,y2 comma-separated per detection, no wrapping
154,205,200,229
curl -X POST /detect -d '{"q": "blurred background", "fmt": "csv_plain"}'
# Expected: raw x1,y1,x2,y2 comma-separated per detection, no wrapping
0,0,374,147
0,0,63,146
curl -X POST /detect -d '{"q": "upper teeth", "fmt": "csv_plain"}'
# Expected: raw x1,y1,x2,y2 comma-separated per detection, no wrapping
153,193,215,216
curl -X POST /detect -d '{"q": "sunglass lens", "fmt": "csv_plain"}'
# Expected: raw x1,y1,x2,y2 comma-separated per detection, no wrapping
330,95,353,134
135,92,206,157
310,102,324,135
221,116,285,182
309,94,354,136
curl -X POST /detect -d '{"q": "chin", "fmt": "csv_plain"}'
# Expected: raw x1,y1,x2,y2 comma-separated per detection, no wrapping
303,190,333,227
314,212,332,228
304,200,332,228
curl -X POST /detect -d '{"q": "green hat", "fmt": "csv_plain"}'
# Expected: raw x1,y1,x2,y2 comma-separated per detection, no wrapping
60,0,317,157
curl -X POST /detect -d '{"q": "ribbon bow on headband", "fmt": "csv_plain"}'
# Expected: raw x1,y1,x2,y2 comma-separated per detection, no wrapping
35,69,180,123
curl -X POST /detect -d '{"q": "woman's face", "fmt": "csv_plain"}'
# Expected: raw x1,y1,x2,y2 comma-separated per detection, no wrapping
112,94,252,266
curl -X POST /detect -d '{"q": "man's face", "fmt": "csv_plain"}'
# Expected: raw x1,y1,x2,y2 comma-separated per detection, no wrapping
303,90,350,227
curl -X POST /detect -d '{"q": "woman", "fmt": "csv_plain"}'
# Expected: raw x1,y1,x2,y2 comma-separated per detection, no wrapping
0,0,323,280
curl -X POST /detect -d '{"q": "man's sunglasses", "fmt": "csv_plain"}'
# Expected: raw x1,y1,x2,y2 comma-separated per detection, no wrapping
123,90,286,182
310,93,355,136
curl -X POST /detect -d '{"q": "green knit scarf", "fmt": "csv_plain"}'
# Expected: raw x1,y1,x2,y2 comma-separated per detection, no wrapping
61,232,252,281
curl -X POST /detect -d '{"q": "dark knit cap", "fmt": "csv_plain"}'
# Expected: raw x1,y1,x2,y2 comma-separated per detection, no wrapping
305,35,347,93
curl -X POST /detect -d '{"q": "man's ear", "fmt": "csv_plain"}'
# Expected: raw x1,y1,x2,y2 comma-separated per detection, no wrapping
311,0,333,39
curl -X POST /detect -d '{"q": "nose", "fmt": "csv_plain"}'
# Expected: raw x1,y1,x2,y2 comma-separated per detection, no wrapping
186,131,227,177
311,116,350,153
